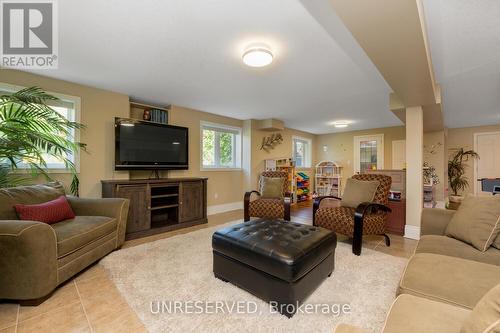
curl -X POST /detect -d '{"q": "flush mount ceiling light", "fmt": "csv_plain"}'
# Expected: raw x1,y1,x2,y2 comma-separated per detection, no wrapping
332,120,350,128
242,45,273,67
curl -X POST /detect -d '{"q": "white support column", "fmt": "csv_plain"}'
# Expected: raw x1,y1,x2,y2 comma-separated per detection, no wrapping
405,106,423,239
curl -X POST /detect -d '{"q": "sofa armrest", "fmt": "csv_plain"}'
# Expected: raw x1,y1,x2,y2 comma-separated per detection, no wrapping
421,208,455,236
334,324,370,333
0,220,58,300
67,197,130,247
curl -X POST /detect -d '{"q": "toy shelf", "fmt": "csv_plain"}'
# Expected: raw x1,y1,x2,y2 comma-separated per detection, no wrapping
296,171,311,202
315,161,343,197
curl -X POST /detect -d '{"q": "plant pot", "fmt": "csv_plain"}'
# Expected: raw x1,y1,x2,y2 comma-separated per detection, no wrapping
447,195,464,210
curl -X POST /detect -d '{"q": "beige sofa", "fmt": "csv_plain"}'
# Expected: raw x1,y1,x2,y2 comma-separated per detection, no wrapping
335,208,500,333
0,183,129,304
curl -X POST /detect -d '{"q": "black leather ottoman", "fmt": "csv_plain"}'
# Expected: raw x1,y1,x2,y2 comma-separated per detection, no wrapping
212,218,337,317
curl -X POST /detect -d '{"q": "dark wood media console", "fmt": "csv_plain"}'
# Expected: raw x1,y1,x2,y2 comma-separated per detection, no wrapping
101,178,208,240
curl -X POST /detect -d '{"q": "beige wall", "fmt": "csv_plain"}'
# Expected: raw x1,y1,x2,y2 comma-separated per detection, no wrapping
315,126,406,189
1,69,130,198
447,124,500,195
249,124,316,190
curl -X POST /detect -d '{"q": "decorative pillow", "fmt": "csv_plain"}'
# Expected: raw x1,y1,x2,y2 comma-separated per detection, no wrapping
0,182,65,220
260,176,285,199
461,283,500,333
340,178,380,208
445,195,500,252
14,195,75,224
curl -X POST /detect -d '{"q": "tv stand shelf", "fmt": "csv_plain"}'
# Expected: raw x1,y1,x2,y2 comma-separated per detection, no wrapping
101,178,207,240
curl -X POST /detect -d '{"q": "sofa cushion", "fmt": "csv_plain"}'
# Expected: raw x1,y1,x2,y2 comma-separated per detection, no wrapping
52,216,117,258
260,176,285,199
334,324,370,333
14,196,75,224
382,294,470,333
445,195,500,252
398,253,500,309
340,178,379,208
416,235,500,266
461,283,500,333
0,182,65,220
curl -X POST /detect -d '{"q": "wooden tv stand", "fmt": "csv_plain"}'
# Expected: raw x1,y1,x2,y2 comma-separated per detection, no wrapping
101,178,207,240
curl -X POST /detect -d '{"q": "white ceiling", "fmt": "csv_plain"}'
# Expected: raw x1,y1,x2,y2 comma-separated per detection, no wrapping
422,0,500,128
29,0,403,134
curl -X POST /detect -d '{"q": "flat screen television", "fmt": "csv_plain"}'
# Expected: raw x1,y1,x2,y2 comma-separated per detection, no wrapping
115,117,189,170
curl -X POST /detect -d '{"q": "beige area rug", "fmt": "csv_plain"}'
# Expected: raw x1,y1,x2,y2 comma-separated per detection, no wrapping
100,221,407,333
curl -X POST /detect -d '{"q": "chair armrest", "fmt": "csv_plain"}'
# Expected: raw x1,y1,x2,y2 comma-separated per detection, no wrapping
244,191,261,221
421,208,455,236
352,202,391,255
67,197,130,247
354,202,392,218
0,220,58,300
313,196,342,226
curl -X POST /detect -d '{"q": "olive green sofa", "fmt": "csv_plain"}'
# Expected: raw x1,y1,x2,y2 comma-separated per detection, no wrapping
334,207,500,333
0,182,129,303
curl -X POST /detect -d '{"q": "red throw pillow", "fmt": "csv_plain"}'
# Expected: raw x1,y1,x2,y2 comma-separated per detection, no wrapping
14,196,75,224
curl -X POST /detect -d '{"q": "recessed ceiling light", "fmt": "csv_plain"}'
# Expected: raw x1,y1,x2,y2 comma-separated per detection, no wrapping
331,120,350,128
242,45,273,67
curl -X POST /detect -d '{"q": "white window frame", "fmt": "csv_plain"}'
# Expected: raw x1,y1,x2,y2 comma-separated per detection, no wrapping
292,136,312,168
354,134,384,173
200,121,242,171
0,82,81,173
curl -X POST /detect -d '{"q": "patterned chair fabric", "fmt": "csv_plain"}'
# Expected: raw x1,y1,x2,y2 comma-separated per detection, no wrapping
249,198,285,219
314,174,392,236
245,171,290,220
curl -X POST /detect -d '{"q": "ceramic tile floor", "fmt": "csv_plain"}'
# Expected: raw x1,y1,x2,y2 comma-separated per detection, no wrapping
0,203,417,332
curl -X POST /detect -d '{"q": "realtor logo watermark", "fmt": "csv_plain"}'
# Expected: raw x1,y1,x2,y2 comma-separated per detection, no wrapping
1,0,58,69
150,300,352,316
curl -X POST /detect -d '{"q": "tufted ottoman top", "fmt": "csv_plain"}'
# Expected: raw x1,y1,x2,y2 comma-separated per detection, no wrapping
212,219,337,282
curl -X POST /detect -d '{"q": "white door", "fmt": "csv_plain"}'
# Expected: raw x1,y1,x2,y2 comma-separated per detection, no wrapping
354,134,384,173
474,132,500,194
392,140,406,170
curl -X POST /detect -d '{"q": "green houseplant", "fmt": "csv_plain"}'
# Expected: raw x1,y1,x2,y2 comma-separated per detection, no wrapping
447,148,479,209
0,87,86,195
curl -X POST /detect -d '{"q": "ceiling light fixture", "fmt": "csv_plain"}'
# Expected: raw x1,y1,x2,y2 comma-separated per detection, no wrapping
332,120,350,128
242,45,273,67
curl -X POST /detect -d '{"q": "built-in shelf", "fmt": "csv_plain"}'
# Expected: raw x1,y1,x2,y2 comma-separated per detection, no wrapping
151,194,179,199
150,204,179,210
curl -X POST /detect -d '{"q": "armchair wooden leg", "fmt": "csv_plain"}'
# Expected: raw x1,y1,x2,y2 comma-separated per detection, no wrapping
383,234,391,247
353,209,364,256
352,233,362,256
283,197,291,221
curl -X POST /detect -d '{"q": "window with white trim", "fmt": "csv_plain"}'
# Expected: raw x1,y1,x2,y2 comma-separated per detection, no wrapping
201,122,242,169
293,136,312,168
0,83,80,171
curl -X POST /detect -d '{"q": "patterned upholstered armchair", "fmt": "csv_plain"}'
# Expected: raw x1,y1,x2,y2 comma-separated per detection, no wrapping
244,171,291,222
313,174,392,255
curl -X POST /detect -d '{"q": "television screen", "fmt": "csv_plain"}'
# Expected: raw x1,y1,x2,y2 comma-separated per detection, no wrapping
115,118,188,170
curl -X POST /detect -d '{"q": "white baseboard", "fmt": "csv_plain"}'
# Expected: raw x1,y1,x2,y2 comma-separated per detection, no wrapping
207,201,243,216
404,225,421,240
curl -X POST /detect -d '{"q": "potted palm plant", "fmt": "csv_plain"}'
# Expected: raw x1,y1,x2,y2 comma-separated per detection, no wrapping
0,87,86,195
447,148,479,209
